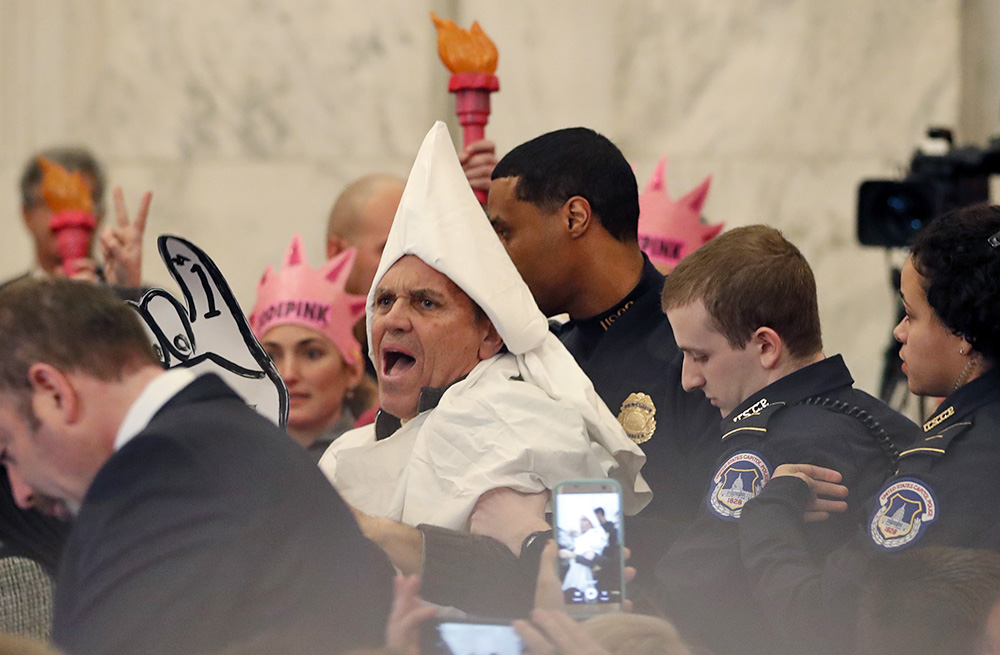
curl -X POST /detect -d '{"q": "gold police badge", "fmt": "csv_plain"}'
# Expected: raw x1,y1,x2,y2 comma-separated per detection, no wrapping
618,392,656,444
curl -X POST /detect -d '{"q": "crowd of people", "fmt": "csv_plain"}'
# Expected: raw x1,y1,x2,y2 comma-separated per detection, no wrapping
0,117,998,655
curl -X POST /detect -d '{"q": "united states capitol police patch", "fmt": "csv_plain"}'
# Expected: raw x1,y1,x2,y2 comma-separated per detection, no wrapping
708,451,770,521
618,392,656,444
869,477,938,551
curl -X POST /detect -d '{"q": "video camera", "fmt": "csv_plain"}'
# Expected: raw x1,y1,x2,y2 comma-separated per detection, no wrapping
857,128,1000,247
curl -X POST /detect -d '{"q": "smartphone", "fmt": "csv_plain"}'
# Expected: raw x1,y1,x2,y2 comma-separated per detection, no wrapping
419,617,524,655
552,479,625,615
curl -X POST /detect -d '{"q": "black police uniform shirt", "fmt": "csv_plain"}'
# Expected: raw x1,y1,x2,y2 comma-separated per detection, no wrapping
866,365,1000,552
656,355,918,655
733,367,1000,655
552,256,721,591
552,255,721,529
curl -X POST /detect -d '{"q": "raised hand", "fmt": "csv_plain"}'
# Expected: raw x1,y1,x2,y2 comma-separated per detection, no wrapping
63,257,101,283
459,139,498,198
130,235,288,426
100,187,151,288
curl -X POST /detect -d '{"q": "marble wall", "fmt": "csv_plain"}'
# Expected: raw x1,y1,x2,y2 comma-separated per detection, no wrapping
0,0,995,398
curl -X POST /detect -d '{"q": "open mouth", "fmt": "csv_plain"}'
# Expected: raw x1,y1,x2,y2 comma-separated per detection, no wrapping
383,350,417,376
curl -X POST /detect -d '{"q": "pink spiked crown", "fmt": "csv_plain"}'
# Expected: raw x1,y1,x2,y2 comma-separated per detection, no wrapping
250,235,367,365
638,157,723,269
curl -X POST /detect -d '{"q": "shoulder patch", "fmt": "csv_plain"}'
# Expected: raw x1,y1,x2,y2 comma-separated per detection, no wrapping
869,477,938,551
708,451,771,521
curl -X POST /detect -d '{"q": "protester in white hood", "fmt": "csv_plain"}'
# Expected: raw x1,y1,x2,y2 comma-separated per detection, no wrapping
319,122,650,532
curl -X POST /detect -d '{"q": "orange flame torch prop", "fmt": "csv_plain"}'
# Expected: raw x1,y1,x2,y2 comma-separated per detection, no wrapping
431,12,499,203
38,157,97,276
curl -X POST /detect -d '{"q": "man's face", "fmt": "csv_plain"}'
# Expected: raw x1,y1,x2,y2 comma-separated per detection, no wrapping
371,255,499,419
487,177,570,317
666,301,769,417
22,175,101,272
344,186,404,296
0,394,88,519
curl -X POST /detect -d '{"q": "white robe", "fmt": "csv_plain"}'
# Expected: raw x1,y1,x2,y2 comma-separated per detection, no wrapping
319,349,650,531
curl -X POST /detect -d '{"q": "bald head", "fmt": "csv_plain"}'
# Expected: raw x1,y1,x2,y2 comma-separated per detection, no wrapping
326,174,405,295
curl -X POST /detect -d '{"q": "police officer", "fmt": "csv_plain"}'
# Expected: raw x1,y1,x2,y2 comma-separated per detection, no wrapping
865,204,1000,552
486,127,722,535
738,205,1000,655
654,225,918,655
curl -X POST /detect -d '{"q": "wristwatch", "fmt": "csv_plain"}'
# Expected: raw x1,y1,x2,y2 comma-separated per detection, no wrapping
520,529,553,558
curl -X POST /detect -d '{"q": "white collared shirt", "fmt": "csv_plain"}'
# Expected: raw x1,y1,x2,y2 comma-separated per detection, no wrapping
114,368,199,451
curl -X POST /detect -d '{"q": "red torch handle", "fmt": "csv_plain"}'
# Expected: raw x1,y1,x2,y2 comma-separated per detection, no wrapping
50,209,96,276
449,73,499,205
461,121,487,147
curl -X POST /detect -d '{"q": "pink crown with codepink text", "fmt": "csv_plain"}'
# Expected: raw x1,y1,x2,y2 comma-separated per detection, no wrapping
250,235,366,365
638,157,723,269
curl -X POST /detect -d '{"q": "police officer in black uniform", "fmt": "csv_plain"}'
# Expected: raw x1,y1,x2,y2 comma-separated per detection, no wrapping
488,128,721,533
654,225,918,655
551,253,722,530
737,205,1000,655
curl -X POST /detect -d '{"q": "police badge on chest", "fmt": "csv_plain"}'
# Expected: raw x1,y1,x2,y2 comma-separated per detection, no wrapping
618,392,656,444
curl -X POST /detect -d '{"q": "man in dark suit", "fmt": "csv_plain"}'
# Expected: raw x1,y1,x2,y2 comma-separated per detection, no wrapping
0,278,394,655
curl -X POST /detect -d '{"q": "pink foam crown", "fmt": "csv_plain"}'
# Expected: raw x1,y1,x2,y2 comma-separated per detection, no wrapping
250,235,367,365
638,157,723,268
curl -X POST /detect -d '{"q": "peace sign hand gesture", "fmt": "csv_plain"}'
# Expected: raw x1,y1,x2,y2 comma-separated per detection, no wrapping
100,187,151,288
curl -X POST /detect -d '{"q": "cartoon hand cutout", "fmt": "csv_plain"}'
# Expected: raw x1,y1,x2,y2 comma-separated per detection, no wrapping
130,235,288,427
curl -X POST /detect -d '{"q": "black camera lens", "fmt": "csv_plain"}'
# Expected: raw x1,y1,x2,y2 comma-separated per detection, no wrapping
857,181,938,247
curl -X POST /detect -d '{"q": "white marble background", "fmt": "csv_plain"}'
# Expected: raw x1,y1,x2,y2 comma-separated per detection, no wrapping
0,0,997,397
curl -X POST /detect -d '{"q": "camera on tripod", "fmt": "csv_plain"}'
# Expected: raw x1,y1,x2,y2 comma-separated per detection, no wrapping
857,127,1000,248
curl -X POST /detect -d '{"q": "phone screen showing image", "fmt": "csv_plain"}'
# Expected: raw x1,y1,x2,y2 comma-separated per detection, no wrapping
419,619,524,655
553,481,624,609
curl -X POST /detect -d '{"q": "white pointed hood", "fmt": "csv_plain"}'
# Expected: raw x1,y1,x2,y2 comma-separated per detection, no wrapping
367,121,549,354
342,121,650,520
